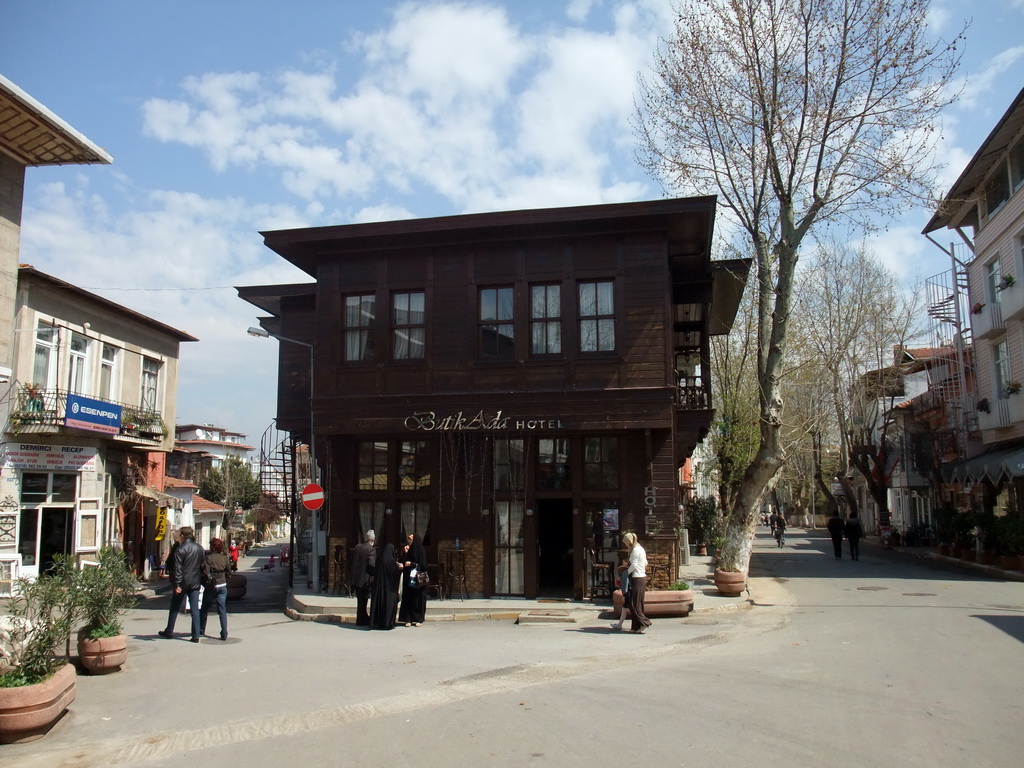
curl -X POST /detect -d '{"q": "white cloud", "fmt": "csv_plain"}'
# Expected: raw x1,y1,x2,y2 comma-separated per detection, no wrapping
138,1,662,215
957,45,1024,109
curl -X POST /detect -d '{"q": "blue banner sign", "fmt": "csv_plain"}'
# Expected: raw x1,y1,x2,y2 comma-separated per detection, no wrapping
65,394,122,435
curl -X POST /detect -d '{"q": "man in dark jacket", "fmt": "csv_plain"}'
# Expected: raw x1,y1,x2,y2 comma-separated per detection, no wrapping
350,530,377,627
159,526,205,642
827,512,846,560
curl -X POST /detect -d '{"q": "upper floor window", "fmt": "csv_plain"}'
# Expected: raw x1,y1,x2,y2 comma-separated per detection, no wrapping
67,332,89,395
994,340,1010,399
578,280,615,352
530,284,561,355
1011,138,1024,192
392,291,425,360
344,294,376,362
986,165,1011,218
987,258,1003,303
141,357,161,410
479,286,514,361
33,322,57,389
100,344,119,401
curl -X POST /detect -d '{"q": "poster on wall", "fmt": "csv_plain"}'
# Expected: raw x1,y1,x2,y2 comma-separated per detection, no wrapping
602,508,619,533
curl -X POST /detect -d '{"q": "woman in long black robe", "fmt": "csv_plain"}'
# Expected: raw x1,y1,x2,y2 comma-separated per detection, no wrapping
369,543,402,630
398,533,428,626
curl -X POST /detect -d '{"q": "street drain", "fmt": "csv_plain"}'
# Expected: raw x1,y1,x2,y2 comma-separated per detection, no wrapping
856,586,889,591
902,592,937,597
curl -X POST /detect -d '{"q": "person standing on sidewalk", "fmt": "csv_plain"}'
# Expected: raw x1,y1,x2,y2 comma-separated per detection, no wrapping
622,532,651,635
350,529,377,627
827,511,846,559
845,512,863,561
159,526,204,643
201,537,231,640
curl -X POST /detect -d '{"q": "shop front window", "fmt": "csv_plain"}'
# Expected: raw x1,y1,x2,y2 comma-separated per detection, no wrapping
357,441,389,490
400,441,431,490
583,437,619,490
494,501,525,595
493,437,525,491
537,438,571,490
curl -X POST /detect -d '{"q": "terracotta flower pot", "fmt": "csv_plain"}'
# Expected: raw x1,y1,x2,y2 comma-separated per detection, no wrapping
0,663,76,744
713,568,746,597
77,630,128,675
999,555,1018,571
961,550,976,562
979,552,998,566
937,545,951,557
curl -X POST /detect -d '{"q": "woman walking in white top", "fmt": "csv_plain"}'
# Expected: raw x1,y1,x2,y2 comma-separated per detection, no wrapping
621,532,651,634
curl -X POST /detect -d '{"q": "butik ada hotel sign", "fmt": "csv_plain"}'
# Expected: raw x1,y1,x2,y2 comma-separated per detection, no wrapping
404,410,564,432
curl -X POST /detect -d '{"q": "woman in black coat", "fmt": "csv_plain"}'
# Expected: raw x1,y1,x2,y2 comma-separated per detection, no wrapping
369,543,402,630
398,533,428,627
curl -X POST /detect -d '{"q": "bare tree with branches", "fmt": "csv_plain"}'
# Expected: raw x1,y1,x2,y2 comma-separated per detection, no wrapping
636,0,962,573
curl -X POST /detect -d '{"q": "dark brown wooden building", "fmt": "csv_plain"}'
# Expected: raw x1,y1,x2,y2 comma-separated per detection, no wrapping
239,197,748,599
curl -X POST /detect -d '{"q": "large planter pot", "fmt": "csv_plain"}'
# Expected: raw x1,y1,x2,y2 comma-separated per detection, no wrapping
961,549,976,562
226,573,247,601
950,547,962,558
999,555,1019,571
77,630,127,675
713,568,746,597
979,552,998,566
0,663,76,744
937,544,951,557
612,589,694,618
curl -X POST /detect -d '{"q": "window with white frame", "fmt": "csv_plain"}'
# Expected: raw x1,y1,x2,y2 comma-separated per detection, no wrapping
77,499,100,551
68,332,89,395
1011,138,1024,192
100,343,119,401
994,340,1010,398
141,357,161,410
33,321,57,389
987,258,1003,303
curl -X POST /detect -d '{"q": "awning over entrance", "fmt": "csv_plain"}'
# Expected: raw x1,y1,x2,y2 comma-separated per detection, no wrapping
943,446,1024,483
136,485,182,509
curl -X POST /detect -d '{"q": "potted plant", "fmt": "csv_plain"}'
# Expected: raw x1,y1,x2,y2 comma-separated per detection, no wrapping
687,496,721,556
972,301,986,315
1006,381,1021,396
1001,274,1016,290
612,579,694,617
0,557,79,743
74,547,138,675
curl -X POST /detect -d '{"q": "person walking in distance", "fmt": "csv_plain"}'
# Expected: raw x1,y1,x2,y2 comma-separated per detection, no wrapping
827,511,846,559
845,512,863,561
350,529,377,627
159,526,204,643
621,532,651,635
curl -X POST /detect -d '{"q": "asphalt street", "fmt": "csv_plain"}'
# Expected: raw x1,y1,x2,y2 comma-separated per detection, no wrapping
6,532,1023,767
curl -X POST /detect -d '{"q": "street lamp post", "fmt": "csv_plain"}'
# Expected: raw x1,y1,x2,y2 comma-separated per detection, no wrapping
247,326,320,593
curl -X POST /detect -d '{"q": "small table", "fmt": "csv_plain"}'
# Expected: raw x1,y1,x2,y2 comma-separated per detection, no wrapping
441,549,467,600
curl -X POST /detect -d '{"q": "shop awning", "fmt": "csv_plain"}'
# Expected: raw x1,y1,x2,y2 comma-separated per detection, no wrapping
943,446,1024,483
135,485,182,509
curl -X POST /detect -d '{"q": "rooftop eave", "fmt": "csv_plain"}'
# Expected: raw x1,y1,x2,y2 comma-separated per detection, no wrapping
0,74,112,167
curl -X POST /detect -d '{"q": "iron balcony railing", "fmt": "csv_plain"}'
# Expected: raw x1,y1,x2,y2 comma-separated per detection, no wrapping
8,385,167,442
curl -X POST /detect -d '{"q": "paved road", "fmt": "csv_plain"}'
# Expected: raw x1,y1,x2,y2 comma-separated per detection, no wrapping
7,533,1023,767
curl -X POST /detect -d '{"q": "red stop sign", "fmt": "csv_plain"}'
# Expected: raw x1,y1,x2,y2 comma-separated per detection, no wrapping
301,483,324,510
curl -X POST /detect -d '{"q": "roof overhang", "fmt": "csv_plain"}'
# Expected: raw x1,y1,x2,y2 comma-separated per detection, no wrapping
0,75,112,166
923,86,1024,235
260,196,718,278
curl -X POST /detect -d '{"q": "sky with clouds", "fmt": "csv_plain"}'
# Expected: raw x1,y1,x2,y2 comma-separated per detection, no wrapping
2,0,1023,449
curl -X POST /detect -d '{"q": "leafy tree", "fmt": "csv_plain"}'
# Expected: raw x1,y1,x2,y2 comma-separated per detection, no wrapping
637,0,962,573
198,456,261,513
